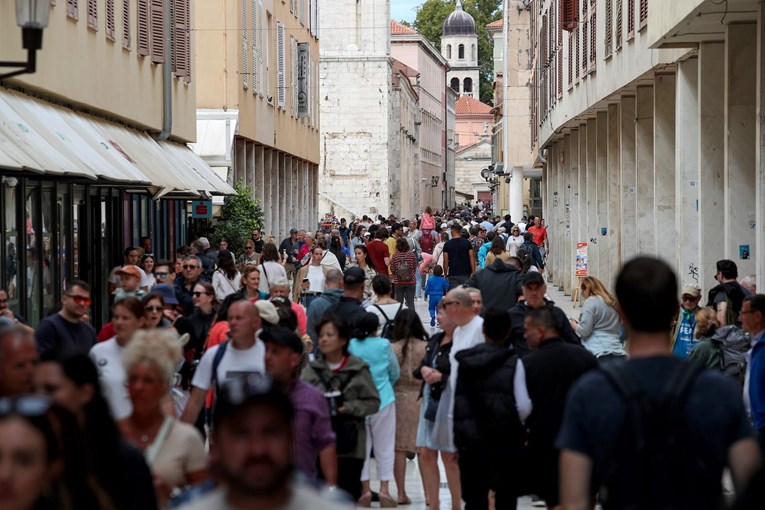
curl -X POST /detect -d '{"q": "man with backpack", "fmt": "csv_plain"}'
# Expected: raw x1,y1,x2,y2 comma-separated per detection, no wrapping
558,257,760,509
708,259,751,326
742,294,765,452
465,256,523,313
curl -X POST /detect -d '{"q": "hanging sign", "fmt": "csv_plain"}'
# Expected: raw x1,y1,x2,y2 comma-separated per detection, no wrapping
297,43,310,119
191,200,213,219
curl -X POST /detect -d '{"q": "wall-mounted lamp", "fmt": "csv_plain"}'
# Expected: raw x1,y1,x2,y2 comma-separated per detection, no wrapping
0,0,49,80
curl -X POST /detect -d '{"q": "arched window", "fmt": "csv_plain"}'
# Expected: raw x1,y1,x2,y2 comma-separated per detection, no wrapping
471,44,476,61
458,44,465,59
450,77,460,92
446,44,452,59
463,77,473,93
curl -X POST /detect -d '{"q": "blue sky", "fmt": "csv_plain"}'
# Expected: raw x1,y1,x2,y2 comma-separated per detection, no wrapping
391,0,422,23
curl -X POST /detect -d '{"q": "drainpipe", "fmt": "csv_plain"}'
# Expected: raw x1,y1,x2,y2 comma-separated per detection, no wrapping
157,0,173,141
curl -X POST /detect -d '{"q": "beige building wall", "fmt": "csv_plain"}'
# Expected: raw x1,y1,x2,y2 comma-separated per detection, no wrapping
456,117,492,147
1,0,196,140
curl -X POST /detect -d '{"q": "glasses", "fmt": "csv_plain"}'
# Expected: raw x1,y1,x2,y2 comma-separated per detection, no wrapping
192,292,210,297
0,396,52,417
155,272,168,278
183,265,200,270
145,305,163,312
67,295,91,306
442,301,458,307
682,295,698,302
245,246,255,250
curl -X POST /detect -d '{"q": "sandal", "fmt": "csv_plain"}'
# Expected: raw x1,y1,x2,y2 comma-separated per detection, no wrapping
398,496,412,505
379,493,399,507
357,493,373,507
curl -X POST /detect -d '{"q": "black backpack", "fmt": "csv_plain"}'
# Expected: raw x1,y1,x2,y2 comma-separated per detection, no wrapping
599,361,721,509
374,303,403,340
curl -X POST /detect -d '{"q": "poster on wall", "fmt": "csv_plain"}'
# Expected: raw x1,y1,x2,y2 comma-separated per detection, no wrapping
575,242,588,277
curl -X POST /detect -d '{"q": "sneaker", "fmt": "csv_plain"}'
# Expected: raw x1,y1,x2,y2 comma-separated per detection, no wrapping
430,317,435,327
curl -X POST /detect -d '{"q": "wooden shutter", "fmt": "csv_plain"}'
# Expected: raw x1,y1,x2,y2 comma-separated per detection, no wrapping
172,0,190,79
252,0,258,94
575,28,580,79
310,0,317,37
277,20,286,109
106,0,116,40
627,0,635,38
561,0,578,32
615,0,622,50
67,0,79,20
87,0,97,29
639,0,647,28
568,32,573,88
123,0,131,48
258,0,264,94
581,1,588,73
242,0,249,89
590,5,596,65
150,0,165,63
604,0,612,57
137,0,150,55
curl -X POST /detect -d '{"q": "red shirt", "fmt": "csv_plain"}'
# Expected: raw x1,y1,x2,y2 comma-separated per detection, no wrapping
527,225,548,247
366,239,391,274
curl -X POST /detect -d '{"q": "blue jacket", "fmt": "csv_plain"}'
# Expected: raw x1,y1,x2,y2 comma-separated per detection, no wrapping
349,337,400,409
425,276,450,301
748,331,765,430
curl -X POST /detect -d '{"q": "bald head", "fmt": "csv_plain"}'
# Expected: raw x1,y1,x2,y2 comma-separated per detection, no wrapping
325,269,343,289
444,288,476,326
227,300,260,345
0,328,36,396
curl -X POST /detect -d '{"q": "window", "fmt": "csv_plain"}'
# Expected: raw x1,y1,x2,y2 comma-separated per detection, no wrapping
450,77,460,92
87,0,97,29
639,0,647,29
277,20,286,108
137,0,150,56
172,0,191,80
463,77,472,94
106,0,116,40
150,0,165,63
604,0,612,57
568,32,573,88
310,0,318,37
575,27,580,80
581,1,588,73
265,11,271,102
561,0,578,31
122,0,130,48
242,0,248,89
615,0,622,50
446,44,452,59
67,0,79,20
458,44,465,59
589,2,596,66
252,0,258,94
627,0,635,39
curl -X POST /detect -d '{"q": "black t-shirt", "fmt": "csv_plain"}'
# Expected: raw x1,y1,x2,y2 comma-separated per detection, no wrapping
443,237,473,276
35,313,97,356
557,356,752,495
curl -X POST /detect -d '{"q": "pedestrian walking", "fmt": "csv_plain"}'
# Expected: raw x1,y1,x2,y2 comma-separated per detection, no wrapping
424,265,450,327
391,237,418,310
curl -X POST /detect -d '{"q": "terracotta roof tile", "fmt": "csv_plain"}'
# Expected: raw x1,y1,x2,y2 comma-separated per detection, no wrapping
456,96,493,115
486,19,504,28
390,20,418,35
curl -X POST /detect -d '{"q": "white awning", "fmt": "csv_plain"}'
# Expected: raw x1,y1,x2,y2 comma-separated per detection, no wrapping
0,87,235,197
189,110,238,163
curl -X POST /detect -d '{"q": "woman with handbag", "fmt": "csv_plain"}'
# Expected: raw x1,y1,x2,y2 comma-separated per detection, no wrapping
301,315,380,500
414,301,461,510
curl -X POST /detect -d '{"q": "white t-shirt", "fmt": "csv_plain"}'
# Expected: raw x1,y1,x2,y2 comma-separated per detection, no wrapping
366,302,407,337
177,484,353,510
258,261,288,294
306,265,326,293
109,265,152,290
190,339,266,391
90,338,132,420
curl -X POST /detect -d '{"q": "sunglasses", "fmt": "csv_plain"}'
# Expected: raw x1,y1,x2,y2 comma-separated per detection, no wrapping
145,305,163,312
155,272,168,278
67,295,92,306
0,396,52,417
245,246,255,250
183,265,200,270
192,292,210,297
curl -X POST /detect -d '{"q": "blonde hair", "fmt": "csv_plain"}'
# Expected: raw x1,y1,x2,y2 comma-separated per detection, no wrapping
581,276,617,308
694,307,720,339
122,330,183,385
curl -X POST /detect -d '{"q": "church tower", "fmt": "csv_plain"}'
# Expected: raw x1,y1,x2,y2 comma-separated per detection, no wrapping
441,0,480,97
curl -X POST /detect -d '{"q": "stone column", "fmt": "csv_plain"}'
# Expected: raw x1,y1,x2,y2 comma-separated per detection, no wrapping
607,103,621,288
654,72,677,268
699,42,726,286
577,123,588,266
675,57,701,288
285,157,293,231
234,138,246,185
596,111,609,281
620,96,637,261
510,165,524,221
555,141,564,288
247,142,256,191
254,146,265,207
636,86,655,255
757,7,765,291
725,23,757,278
568,129,580,294
563,133,574,295
263,148,273,236
586,118,598,278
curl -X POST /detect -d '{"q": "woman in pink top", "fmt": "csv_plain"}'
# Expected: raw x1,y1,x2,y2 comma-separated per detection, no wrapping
420,206,436,231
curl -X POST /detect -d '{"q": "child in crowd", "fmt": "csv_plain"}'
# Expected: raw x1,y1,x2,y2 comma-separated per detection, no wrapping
424,265,450,327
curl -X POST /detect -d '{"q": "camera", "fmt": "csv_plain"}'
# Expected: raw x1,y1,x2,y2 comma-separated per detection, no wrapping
324,390,344,417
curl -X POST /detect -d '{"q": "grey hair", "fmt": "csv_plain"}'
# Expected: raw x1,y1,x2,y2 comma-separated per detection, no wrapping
450,288,473,307
325,269,343,283
268,276,290,289
183,255,202,265
741,275,757,293
122,330,183,386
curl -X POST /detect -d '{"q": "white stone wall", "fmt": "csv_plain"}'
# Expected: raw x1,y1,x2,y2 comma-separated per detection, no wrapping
455,140,492,199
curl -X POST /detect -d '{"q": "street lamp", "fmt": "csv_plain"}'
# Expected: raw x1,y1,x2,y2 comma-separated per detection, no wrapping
1,0,50,80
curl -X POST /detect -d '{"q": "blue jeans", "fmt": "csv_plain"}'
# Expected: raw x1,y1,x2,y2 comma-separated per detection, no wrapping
415,266,423,298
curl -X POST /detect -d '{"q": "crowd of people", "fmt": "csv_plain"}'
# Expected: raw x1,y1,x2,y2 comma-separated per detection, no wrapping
0,203,764,509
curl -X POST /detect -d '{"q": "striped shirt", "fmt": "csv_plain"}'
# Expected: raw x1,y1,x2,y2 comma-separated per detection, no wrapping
290,380,336,479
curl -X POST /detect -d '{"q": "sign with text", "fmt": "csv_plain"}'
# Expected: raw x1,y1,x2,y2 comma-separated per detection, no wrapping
575,242,588,277
191,200,213,219
297,43,310,119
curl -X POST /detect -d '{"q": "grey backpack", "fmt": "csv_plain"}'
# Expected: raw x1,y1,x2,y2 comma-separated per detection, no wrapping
711,325,751,386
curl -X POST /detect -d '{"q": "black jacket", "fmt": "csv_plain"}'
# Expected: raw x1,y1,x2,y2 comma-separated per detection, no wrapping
414,332,453,399
466,258,523,312
519,240,544,269
325,296,367,334
508,299,581,356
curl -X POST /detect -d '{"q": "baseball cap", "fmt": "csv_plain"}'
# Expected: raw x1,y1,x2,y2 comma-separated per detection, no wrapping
116,265,141,279
255,300,280,326
344,267,366,285
151,284,179,305
212,375,293,430
260,327,305,354
681,285,701,298
523,272,546,286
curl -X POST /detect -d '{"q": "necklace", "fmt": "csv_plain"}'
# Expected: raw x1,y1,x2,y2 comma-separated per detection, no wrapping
140,434,150,443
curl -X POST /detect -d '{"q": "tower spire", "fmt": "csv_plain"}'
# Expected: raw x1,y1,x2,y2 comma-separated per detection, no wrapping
456,0,463,10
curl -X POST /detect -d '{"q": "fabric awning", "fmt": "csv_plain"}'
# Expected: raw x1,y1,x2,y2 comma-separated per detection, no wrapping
0,87,235,197
189,111,238,162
